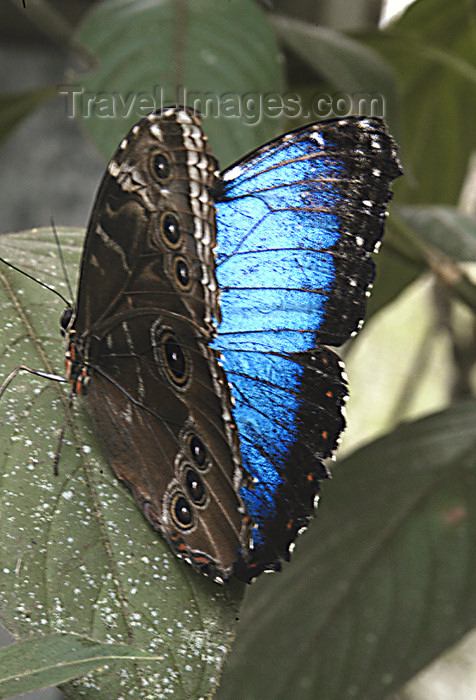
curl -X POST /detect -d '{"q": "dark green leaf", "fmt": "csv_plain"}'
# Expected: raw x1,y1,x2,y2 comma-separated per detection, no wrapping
0,633,159,697
0,229,244,699
272,14,399,123
365,212,424,317
218,399,476,700
376,206,476,316
365,0,476,205
366,201,476,318
397,205,476,262
74,0,284,166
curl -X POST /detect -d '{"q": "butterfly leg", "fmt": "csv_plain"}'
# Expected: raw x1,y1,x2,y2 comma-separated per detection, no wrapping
0,365,66,398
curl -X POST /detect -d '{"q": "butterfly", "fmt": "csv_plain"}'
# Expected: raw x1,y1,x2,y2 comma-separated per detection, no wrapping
60,106,401,583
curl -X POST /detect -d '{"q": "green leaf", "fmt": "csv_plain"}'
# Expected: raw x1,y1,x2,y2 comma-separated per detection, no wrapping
218,399,476,700
365,212,424,318
366,202,476,319
379,206,476,315
74,0,284,166
397,205,476,262
271,14,399,125
0,633,159,697
365,0,476,205
0,86,57,147
342,270,469,452
0,229,244,699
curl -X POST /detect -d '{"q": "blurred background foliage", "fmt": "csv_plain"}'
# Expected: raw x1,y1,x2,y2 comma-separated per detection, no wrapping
0,0,476,698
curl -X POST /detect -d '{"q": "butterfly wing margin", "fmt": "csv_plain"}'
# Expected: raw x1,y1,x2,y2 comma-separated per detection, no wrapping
230,346,347,581
213,117,401,578
214,117,402,353
73,109,221,339
68,108,253,582
85,311,251,582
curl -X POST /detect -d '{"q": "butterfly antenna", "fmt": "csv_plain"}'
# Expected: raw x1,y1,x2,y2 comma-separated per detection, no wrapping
0,365,67,397
51,218,75,308
0,255,71,307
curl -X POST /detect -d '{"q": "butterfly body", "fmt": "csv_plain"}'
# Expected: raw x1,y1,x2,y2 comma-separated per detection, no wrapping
64,107,401,582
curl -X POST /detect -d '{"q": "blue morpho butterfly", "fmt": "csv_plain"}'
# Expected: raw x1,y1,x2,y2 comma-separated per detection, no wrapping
54,107,400,583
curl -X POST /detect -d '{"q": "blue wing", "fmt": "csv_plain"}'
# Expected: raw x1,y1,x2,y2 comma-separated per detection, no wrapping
212,117,401,580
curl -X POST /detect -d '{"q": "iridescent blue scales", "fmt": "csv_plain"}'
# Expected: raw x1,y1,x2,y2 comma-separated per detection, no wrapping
213,117,402,579
64,108,401,583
